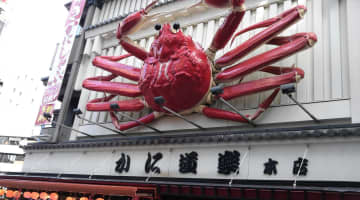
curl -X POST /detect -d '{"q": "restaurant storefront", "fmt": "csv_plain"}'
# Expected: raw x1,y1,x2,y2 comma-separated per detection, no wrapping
1,0,360,199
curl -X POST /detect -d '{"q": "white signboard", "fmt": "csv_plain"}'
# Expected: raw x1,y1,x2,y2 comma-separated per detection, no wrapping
23,140,360,182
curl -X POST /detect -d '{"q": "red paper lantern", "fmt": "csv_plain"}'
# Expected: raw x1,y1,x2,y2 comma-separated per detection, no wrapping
24,192,32,199
40,192,49,200
31,192,40,200
13,191,21,199
6,190,14,198
50,193,59,200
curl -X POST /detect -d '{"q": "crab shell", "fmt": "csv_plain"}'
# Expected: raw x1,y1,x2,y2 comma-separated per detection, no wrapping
138,24,212,113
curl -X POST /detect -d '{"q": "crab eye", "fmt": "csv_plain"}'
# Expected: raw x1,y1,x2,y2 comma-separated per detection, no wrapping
173,23,180,31
154,24,162,31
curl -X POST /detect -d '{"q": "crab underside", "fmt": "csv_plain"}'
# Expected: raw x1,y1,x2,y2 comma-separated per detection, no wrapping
82,0,317,132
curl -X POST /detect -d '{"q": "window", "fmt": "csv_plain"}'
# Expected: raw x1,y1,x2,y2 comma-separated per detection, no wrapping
9,140,19,145
0,136,9,144
0,153,17,163
15,154,25,161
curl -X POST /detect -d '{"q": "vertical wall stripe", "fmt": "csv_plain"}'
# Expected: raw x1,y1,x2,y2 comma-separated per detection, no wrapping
79,0,351,126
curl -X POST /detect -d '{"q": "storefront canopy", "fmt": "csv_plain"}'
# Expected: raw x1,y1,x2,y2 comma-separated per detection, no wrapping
0,179,155,198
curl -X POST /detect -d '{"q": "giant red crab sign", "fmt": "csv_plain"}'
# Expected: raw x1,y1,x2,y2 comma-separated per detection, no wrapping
82,0,317,131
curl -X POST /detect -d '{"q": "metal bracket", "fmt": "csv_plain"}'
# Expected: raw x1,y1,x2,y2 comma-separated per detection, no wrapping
110,104,163,133
281,83,320,123
73,109,127,136
43,113,94,138
211,85,256,127
154,96,205,130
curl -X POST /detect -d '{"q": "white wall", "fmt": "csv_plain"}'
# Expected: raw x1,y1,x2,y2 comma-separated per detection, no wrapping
0,74,44,137
346,0,360,123
0,161,23,172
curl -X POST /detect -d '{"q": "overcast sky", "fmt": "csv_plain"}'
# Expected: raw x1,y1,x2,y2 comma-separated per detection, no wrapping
0,0,69,77
0,0,70,137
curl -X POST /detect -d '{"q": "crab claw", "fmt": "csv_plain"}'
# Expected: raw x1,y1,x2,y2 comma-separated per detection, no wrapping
116,0,158,40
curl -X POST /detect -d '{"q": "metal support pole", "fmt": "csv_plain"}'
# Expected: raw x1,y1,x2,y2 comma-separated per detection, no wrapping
210,85,256,127
280,83,319,123
76,115,127,136
161,106,205,130
229,146,250,186
218,97,256,127
73,108,126,136
287,94,320,123
52,4,96,143
110,104,163,133
153,96,204,130
52,121,94,138
293,144,309,188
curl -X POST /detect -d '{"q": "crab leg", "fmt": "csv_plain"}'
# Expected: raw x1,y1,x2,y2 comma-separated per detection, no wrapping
249,88,280,120
201,106,249,123
216,5,307,68
116,1,160,60
259,66,298,75
201,89,279,122
219,67,304,100
83,74,142,97
86,95,145,112
216,32,317,82
110,112,162,131
206,0,246,56
92,54,140,82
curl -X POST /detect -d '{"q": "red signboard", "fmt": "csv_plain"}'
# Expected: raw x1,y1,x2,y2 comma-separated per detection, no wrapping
35,0,86,126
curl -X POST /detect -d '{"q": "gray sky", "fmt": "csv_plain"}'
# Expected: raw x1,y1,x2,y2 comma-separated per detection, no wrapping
0,0,71,137
0,0,69,77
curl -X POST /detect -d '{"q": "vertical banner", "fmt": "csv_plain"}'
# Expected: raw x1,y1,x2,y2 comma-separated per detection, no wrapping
35,0,86,126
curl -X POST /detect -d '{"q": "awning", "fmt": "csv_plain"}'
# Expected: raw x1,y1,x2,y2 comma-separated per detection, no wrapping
0,179,155,198
0,144,24,155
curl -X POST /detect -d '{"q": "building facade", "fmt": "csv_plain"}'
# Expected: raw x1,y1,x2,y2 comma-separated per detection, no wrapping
0,136,27,172
0,0,8,36
1,0,360,200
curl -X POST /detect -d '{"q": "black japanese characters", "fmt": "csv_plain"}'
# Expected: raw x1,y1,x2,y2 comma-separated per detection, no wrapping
115,153,130,173
264,158,278,175
179,151,198,174
293,157,308,176
218,150,240,175
145,152,163,174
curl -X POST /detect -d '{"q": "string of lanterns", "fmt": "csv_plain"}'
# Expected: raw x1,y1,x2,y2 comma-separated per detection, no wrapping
0,189,106,200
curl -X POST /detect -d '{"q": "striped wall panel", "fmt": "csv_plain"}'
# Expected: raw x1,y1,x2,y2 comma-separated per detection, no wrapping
91,0,176,27
76,0,350,128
